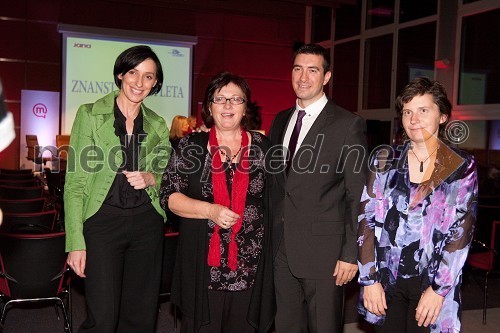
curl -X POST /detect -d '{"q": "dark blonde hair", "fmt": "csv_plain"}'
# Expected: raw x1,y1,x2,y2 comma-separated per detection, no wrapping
169,115,188,140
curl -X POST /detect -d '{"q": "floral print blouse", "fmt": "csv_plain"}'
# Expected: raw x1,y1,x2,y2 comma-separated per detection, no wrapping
160,131,268,291
357,142,478,333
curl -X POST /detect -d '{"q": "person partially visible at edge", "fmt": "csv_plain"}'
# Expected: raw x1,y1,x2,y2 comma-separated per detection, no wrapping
169,115,190,150
160,72,275,333
0,77,16,226
268,43,368,333
186,114,198,134
357,77,478,333
64,45,171,333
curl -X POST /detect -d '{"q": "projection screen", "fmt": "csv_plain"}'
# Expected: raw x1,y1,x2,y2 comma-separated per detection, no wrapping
58,24,197,134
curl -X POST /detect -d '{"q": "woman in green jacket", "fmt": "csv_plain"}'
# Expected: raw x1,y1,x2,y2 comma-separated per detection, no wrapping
64,45,170,333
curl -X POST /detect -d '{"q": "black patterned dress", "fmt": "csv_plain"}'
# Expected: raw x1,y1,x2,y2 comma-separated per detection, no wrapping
160,131,270,320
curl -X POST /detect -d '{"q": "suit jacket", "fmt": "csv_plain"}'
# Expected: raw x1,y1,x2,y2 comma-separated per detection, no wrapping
268,100,367,278
64,91,171,252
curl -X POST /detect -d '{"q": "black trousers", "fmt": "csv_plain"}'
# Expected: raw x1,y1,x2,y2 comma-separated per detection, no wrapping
180,288,255,333
375,277,430,333
80,204,164,333
273,240,344,333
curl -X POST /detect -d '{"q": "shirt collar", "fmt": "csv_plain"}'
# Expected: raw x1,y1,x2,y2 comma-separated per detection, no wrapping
295,93,328,117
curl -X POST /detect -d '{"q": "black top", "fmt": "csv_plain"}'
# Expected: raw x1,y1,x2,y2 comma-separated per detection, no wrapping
103,99,150,208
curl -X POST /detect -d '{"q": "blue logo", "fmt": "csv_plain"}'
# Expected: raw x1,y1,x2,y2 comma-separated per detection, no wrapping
169,49,184,57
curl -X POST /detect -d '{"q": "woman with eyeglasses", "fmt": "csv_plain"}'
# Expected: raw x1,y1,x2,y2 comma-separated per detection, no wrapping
160,72,274,333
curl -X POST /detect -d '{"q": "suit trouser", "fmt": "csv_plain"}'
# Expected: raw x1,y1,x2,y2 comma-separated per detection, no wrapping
274,239,344,333
80,203,164,333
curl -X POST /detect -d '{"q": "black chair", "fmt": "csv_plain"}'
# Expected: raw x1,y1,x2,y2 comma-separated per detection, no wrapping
0,178,39,187
0,173,35,181
0,231,71,332
45,170,65,228
0,185,44,200
0,198,45,214
26,134,53,168
467,220,500,324
1,210,57,233
159,227,179,332
0,169,32,175
478,195,500,206
45,170,65,198
475,205,500,254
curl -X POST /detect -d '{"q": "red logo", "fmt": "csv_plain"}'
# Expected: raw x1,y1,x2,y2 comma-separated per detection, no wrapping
33,103,47,118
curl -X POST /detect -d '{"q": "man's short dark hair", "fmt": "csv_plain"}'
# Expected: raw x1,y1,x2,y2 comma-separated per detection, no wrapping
292,43,330,74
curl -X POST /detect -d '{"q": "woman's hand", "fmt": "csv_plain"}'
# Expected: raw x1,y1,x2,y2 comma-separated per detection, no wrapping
207,203,239,229
67,250,87,278
416,286,444,327
363,283,387,316
123,171,155,189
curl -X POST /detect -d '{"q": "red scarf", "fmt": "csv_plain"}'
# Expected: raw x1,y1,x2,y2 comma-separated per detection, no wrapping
208,128,249,271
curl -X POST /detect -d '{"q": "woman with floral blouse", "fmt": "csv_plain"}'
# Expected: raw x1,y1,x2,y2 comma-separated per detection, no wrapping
357,77,478,333
160,72,274,333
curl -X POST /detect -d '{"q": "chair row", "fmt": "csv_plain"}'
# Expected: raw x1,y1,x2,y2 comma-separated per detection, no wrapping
0,185,44,200
0,231,72,333
0,226,179,333
0,168,33,175
0,210,58,233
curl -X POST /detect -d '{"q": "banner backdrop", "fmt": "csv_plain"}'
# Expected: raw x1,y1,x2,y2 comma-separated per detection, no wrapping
20,90,60,169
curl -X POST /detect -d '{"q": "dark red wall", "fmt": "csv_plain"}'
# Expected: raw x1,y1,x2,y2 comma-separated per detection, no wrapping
0,0,304,169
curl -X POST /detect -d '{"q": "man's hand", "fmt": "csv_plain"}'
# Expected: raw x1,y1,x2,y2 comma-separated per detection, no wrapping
363,283,387,316
416,286,444,327
333,260,358,286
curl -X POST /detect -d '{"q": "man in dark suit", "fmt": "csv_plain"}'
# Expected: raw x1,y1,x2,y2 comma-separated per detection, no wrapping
268,43,368,332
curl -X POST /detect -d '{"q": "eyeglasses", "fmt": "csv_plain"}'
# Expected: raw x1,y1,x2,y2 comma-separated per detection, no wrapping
212,96,246,105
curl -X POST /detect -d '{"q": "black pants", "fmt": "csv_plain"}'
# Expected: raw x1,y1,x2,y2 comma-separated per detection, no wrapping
375,277,429,333
273,240,344,333
180,288,255,333
80,204,164,333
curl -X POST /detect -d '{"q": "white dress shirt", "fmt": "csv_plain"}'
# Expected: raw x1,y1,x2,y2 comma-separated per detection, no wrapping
282,94,329,156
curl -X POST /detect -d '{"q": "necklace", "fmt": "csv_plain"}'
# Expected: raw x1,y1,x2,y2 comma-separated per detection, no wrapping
219,144,242,164
411,147,438,172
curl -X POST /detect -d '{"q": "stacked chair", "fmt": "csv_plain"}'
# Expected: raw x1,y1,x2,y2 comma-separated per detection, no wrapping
0,168,71,332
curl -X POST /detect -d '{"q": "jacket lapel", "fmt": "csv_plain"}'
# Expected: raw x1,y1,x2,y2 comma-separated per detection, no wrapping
92,92,121,160
275,108,294,186
295,101,333,151
139,108,160,167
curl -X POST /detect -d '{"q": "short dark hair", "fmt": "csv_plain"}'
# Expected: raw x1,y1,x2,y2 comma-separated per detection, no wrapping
395,77,452,141
292,43,330,74
113,45,163,96
201,72,261,130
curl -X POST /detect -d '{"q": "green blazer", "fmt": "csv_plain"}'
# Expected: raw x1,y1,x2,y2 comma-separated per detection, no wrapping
64,91,171,252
